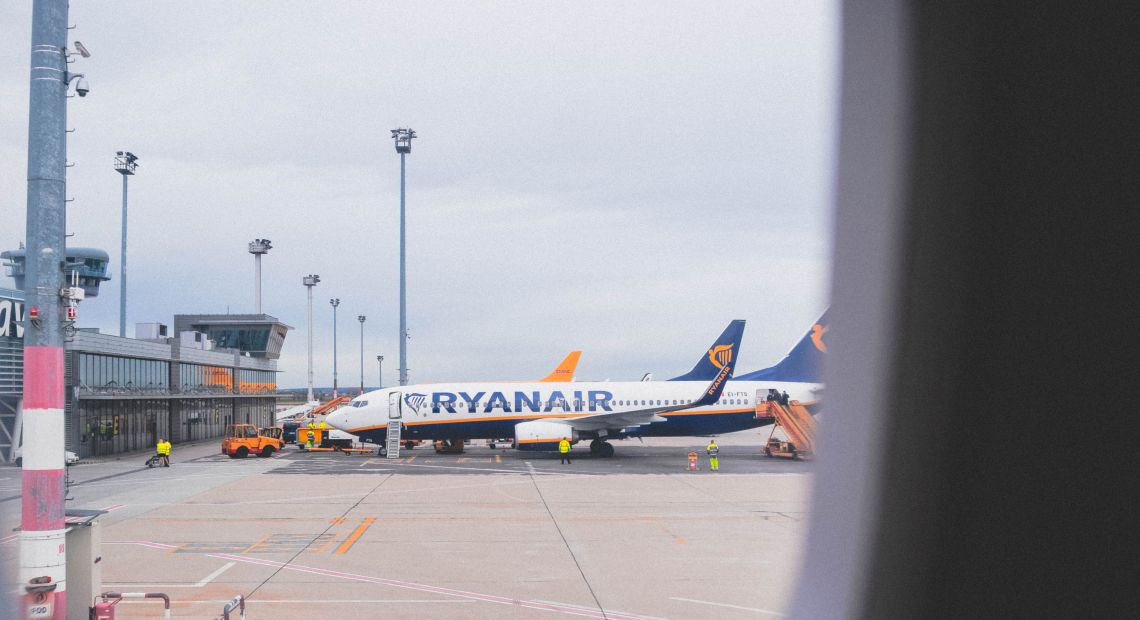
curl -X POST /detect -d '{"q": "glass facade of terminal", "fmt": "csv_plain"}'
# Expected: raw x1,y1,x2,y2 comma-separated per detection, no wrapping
78,353,170,395
69,348,277,457
3,290,286,463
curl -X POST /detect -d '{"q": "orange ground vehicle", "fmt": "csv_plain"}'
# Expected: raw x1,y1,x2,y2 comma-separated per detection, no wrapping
222,424,284,458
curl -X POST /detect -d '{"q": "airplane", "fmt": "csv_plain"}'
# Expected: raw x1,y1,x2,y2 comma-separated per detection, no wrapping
326,317,825,457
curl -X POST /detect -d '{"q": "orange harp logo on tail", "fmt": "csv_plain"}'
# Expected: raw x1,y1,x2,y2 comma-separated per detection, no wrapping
811,324,828,352
708,344,734,370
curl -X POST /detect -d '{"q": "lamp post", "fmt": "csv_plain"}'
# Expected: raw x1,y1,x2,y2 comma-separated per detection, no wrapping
22,0,83,606
377,355,384,388
303,274,320,403
248,239,272,314
391,127,416,386
357,315,366,395
114,150,138,337
330,298,340,398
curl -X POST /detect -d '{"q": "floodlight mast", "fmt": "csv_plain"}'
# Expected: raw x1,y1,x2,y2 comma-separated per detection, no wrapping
248,239,272,313
391,128,416,385
114,151,138,337
302,274,320,403
357,315,367,395
330,298,340,398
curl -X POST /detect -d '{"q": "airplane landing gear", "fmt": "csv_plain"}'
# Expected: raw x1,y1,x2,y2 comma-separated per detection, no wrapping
589,439,615,458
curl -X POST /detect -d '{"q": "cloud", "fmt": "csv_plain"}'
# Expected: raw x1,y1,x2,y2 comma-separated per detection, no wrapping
0,1,838,387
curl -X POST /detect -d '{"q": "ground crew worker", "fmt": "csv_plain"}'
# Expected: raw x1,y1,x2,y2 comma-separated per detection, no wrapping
706,439,719,471
305,419,316,449
318,419,327,447
156,438,171,467
559,437,572,464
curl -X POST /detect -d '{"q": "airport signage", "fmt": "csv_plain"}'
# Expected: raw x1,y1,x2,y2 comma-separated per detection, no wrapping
0,294,24,339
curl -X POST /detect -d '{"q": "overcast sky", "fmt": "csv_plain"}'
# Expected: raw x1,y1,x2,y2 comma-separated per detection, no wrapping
1,1,838,388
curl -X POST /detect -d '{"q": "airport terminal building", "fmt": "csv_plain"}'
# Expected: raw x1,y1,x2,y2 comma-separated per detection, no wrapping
1,287,288,462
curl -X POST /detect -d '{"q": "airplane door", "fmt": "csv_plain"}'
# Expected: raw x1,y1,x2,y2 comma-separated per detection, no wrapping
389,392,402,420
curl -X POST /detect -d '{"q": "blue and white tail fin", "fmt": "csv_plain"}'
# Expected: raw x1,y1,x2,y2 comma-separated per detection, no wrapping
734,309,829,383
669,320,746,382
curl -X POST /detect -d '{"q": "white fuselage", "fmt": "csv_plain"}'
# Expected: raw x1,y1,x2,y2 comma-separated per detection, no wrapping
326,379,820,443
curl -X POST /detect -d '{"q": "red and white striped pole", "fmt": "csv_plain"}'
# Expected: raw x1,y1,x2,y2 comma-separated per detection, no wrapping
21,0,70,617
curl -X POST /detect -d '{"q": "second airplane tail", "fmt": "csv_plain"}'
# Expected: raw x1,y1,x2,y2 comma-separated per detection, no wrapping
735,308,829,383
670,320,746,383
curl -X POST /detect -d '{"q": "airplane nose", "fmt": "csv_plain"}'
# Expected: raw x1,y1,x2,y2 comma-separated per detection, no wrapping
326,410,347,430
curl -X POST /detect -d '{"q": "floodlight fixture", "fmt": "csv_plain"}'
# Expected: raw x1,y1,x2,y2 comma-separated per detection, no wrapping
248,238,272,255
114,151,138,175
392,127,416,154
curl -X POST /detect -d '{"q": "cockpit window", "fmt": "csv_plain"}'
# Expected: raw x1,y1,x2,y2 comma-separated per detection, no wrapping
352,400,368,408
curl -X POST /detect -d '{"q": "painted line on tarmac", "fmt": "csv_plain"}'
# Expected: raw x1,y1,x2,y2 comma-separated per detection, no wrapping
0,534,16,545
115,598,475,605
670,597,785,616
535,600,673,620
334,517,375,555
105,561,236,589
109,540,656,619
395,462,597,476
100,503,124,512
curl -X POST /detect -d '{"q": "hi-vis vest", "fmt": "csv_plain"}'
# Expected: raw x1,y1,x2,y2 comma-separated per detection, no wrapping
157,441,171,455
559,440,570,453
706,443,719,456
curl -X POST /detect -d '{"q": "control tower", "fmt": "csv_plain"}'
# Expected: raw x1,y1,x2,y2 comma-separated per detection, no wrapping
2,246,112,297
174,314,292,359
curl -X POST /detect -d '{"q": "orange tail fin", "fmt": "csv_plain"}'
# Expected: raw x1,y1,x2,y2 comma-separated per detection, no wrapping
538,351,581,382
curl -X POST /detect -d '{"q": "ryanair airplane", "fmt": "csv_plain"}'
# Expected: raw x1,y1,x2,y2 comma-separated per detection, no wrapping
326,315,827,457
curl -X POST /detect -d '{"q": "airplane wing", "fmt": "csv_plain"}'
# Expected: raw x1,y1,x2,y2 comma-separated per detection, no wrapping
560,343,737,433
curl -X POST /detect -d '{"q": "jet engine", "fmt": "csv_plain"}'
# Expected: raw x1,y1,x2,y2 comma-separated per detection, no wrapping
514,420,576,451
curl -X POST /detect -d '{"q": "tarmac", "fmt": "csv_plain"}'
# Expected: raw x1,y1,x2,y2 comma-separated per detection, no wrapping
1,430,813,619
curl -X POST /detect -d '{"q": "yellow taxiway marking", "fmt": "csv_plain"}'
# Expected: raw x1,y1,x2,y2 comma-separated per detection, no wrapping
407,456,416,463
242,533,273,554
495,455,502,464
334,517,376,555
457,457,469,463
330,517,346,525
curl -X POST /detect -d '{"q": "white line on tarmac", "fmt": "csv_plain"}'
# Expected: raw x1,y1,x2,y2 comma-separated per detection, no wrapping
670,597,785,616
115,599,475,605
536,599,673,620
105,560,235,589
397,462,595,476
111,540,657,619
196,561,236,586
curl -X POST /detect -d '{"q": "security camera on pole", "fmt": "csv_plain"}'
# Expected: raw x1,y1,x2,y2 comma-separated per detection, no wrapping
21,3,91,615
302,275,320,404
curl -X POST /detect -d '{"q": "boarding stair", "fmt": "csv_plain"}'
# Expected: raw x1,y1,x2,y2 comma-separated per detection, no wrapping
756,394,818,459
311,396,351,417
386,421,402,459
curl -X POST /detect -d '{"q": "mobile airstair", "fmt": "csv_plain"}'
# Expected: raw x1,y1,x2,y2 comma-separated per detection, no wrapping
755,393,818,460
